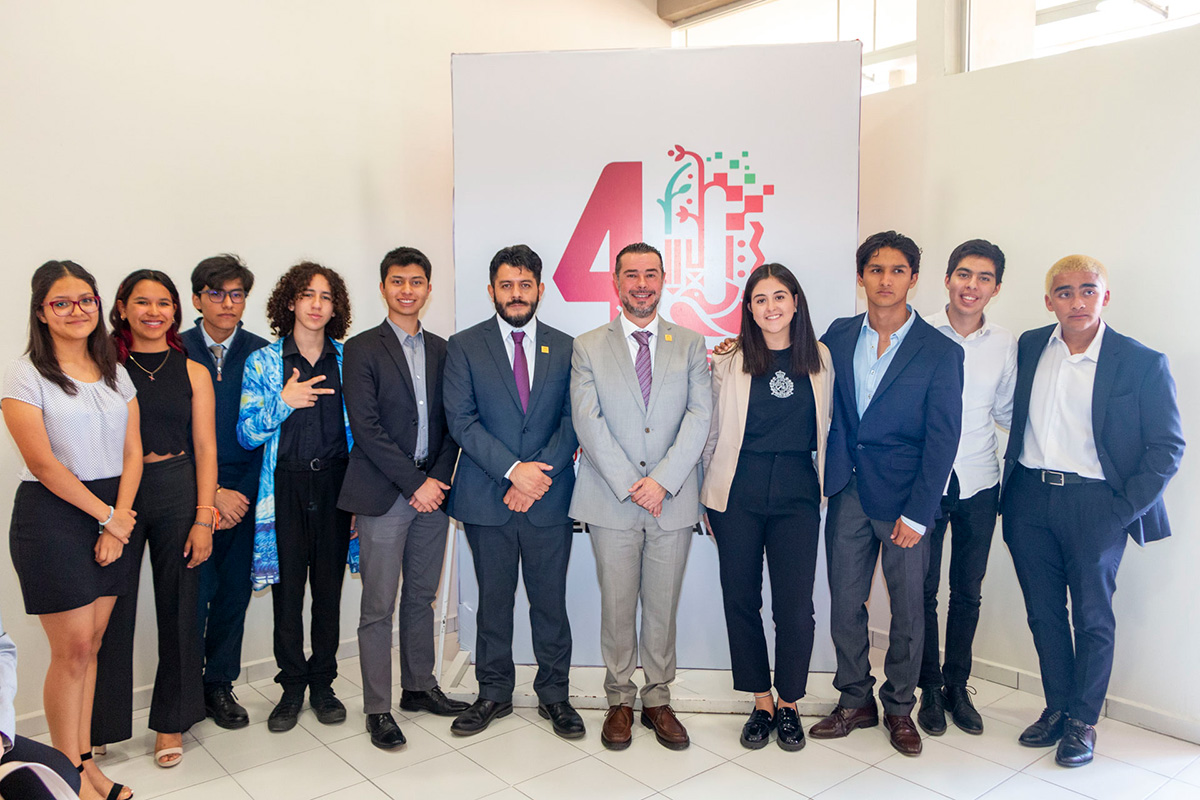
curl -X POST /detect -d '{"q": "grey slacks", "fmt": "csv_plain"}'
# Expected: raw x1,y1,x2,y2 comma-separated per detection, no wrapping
589,518,692,708
356,496,449,714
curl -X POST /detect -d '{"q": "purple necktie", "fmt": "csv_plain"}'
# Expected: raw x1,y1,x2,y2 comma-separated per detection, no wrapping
512,331,530,412
632,329,652,407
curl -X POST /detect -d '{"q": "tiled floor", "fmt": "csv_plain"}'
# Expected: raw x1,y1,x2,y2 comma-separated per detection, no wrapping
67,654,1200,800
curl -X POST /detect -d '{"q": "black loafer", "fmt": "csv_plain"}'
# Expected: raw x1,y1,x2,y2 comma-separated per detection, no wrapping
366,712,407,749
539,701,586,739
739,708,774,749
917,685,946,736
205,686,250,730
1055,719,1096,767
1019,708,1067,747
267,690,305,733
450,698,513,736
944,685,983,735
775,707,805,752
400,686,471,717
309,685,347,725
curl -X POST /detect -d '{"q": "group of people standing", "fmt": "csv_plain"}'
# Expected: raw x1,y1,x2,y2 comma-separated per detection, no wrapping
0,229,1183,800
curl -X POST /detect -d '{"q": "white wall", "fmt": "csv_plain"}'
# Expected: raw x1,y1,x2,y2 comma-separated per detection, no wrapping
0,0,670,723
860,24,1200,736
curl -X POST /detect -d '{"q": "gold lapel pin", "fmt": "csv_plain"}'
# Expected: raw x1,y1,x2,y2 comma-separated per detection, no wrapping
541,345,549,353
665,334,673,342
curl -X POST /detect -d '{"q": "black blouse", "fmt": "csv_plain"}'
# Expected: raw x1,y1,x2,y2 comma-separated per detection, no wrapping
741,348,817,455
126,348,192,457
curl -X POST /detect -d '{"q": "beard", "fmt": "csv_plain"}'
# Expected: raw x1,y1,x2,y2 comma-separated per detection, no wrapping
620,294,658,320
495,297,538,328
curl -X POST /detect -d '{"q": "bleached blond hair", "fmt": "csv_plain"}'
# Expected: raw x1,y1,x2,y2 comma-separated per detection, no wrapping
1045,254,1109,295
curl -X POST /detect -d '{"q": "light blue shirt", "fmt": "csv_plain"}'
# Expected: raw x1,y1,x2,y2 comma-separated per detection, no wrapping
1,606,16,753
386,319,428,461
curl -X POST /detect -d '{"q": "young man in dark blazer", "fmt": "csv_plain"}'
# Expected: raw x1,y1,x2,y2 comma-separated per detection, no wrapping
182,254,269,729
442,244,583,739
338,247,465,749
1002,255,1183,768
810,231,964,757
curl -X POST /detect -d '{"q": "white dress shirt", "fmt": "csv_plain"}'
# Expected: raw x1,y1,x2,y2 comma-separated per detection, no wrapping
496,314,537,480
927,308,1018,500
1,605,16,754
619,312,659,371
1019,321,1106,479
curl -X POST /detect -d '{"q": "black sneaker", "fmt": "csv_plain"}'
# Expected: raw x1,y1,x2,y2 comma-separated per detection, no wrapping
309,685,347,725
267,689,305,733
917,685,947,735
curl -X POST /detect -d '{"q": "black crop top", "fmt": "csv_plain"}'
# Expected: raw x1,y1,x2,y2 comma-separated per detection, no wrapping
126,348,193,457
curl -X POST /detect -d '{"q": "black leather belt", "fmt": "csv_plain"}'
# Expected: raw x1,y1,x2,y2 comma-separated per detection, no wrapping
278,457,347,472
1028,467,1105,486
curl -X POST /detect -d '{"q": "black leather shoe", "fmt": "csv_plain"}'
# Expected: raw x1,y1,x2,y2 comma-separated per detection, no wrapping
267,690,305,733
739,708,774,750
917,686,947,736
775,707,805,752
366,712,407,749
1019,708,1068,747
1055,719,1096,767
944,685,983,735
309,685,347,725
205,686,250,729
400,686,471,717
451,698,513,736
538,701,586,739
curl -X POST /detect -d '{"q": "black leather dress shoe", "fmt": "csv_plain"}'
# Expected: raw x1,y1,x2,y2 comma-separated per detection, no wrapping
309,685,347,725
739,708,774,750
1019,708,1068,747
400,686,471,717
366,712,407,750
917,686,946,736
1055,719,1096,767
268,690,305,733
205,686,250,729
451,698,513,736
944,685,983,735
539,701,586,739
775,707,805,752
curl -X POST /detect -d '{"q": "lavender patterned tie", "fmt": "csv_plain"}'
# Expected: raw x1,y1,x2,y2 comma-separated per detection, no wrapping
632,329,652,407
512,331,530,412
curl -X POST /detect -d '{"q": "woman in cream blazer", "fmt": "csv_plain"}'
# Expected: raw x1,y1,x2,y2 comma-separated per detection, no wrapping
700,263,833,753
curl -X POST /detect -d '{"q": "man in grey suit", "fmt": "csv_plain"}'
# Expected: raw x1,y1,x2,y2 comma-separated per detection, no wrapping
570,242,712,751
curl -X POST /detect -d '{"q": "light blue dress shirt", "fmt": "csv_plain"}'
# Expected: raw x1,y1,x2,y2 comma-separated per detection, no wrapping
1,606,17,753
386,319,428,461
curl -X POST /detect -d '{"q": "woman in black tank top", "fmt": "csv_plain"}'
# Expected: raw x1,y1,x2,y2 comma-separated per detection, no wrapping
91,270,217,769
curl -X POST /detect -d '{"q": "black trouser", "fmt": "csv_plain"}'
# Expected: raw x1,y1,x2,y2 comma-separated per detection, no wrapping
707,451,821,703
919,474,999,689
0,734,81,799
1002,466,1126,725
272,460,351,692
93,455,205,742
196,504,255,690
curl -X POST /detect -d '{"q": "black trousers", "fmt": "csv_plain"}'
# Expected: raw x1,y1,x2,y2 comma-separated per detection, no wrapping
707,451,821,703
93,456,205,742
1002,466,1127,725
272,461,351,692
196,508,255,689
0,734,81,799
919,475,999,688
464,516,573,705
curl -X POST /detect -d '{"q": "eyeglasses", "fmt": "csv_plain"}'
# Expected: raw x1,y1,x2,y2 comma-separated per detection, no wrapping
202,289,247,304
45,296,101,316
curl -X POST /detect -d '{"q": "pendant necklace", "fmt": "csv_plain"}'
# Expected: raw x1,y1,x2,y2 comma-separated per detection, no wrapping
127,349,170,381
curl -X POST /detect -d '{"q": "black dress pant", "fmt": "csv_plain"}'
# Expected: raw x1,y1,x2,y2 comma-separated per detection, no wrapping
1,734,81,799
919,474,999,689
93,456,205,742
1002,466,1127,725
272,461,351,692
196,508,255,689
707,451,821,703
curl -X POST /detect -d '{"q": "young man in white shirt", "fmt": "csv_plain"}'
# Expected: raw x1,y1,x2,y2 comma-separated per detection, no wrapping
916,240,1017,737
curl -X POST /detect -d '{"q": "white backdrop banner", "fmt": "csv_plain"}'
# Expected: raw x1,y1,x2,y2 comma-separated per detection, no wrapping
452,43,861,671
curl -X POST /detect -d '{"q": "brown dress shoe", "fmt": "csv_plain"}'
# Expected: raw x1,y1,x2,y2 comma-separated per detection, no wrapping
884,714,923,756
640,704,690,750
601,705,634,750
809,704,879,739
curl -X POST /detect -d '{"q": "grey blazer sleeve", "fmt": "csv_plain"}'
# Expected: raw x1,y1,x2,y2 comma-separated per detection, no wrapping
570,335,641,501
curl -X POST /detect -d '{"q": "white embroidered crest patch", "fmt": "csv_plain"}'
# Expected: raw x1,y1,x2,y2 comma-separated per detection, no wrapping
769,370,794,399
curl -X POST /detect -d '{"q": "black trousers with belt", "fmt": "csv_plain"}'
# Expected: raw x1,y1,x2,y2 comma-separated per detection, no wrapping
707,451,821,703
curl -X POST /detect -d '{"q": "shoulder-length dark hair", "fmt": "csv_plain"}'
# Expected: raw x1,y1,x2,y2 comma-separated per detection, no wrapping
27,260,119,395
109,269,187,363
265,261,352,340
738,263,821,377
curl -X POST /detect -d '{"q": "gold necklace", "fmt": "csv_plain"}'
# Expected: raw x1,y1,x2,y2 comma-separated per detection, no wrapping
127,349,170,381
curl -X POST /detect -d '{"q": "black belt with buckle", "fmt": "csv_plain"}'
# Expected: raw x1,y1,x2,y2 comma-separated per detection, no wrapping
278,457,347,472
1031,467,1105,486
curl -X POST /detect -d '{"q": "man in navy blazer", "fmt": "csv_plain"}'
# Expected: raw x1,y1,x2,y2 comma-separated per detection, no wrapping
810,231,964,757
443,245,583,739
1001,255,1183,768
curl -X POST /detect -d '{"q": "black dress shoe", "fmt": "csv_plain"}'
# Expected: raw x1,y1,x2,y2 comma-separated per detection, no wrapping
366,712,407,749
450,698,513,736
944,685,983,735
775,707,805,752
1055,719,1096,767
1019,708,1068,747
205,686,250,729
399,686,471,717
917,686,947,736
309,685,347,725
268,690,305,733
739,708,774,750
538,701,585,739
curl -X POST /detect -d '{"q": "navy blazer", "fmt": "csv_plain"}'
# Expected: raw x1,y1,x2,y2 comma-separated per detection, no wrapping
337,321,458,517
1001,324,1184,545
821,311,964,531
443,317,577,528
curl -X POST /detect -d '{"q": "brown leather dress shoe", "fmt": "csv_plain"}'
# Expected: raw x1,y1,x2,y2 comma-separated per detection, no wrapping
884,714,923,756
809,704,879,739
641,704,690,750
601,705,634,750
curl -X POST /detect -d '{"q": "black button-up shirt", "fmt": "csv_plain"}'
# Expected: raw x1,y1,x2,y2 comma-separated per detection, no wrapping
278,335,348,463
